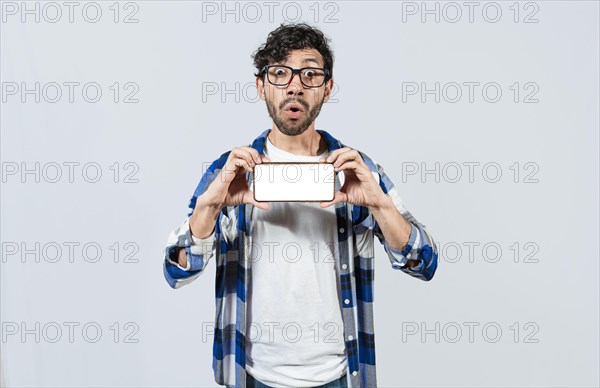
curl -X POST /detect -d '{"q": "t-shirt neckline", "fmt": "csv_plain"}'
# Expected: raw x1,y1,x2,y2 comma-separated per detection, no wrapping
265,134,330,161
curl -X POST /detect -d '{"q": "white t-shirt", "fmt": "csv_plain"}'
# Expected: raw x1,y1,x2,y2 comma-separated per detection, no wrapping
245,135,347,387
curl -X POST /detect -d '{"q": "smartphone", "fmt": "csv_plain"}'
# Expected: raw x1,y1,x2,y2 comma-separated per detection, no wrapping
253,162,336,202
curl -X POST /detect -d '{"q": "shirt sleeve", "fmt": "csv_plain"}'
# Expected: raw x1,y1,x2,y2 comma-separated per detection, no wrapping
163,151,231,289
163,216,217,289
370,159,438,281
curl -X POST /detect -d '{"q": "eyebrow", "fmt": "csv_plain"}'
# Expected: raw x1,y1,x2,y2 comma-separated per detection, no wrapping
275,57,323,67
302,57,322,66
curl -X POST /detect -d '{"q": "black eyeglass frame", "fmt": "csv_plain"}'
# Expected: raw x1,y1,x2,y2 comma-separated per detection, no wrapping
260,65,331,88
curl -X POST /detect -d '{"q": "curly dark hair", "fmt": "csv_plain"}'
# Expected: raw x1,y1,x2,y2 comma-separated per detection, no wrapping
252,22,334,81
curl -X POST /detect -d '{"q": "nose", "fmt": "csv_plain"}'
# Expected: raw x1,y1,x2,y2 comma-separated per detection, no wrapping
286,73,304,96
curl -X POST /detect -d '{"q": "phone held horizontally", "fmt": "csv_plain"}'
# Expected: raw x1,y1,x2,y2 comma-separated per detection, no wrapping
252,162,336,202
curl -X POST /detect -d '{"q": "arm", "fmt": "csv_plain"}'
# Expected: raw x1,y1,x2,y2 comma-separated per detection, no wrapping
369,159,438,281
163,153,229,289
163,216,217,289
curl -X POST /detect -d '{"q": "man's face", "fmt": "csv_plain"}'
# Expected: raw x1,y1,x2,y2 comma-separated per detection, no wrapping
256,48,333,136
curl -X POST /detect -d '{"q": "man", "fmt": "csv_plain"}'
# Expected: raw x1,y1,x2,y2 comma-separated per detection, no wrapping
163,23,438,388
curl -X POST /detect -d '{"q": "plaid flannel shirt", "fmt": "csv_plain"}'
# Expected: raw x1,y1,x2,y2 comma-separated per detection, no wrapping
163,128,438,387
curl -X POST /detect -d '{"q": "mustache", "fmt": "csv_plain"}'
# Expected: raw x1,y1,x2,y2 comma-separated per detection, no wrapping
279,98,309,111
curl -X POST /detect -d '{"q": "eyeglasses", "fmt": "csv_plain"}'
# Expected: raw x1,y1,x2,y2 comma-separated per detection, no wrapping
260,65,330,88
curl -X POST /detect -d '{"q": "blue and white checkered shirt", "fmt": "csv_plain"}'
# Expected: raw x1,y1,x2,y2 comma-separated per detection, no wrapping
163,128,438,387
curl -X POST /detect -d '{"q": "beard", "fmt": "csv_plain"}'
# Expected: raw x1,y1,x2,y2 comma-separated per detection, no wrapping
265,95,325,136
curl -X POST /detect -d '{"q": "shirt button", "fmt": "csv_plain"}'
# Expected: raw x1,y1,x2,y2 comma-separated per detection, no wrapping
184,239,189,245
348,335,353,340
342,263,348,270
352,371,358,376
339,227,345,233
344,299,350,305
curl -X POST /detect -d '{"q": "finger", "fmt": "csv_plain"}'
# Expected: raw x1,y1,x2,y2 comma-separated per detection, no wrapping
334,160,358,171
325,147,351,163
246,191,270,210
239,146,264,165
320,190,346,208
236,146,261,165
334,160,372,179
218,159,248,184
238,158,255,173
325,147,352,164
251,198,270,210
225,158,252,178
241,188,269,210
332,149,363,168
217,161,239,184
231,147,258,167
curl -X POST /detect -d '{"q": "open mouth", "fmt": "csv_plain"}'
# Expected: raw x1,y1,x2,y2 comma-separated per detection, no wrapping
284,102,305,118
285,102,305,112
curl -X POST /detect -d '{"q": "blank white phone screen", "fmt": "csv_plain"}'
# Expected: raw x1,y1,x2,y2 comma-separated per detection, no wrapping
253,163,335,202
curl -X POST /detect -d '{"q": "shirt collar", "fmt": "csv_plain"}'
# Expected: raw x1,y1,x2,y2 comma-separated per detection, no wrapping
250,128,345,155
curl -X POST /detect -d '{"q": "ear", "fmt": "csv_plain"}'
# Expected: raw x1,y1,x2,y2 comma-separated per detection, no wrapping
323,78,334,103
256,77,266,101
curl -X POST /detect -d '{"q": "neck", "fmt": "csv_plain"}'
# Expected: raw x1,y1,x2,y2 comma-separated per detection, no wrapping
268,126,328,156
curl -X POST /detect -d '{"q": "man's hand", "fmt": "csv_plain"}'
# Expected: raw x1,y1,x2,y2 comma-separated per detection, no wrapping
202,146,271,211
319,147,387,209
189,146,270,245
319,147,415,259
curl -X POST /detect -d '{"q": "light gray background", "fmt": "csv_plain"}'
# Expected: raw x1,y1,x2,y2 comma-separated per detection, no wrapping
1,1,598,387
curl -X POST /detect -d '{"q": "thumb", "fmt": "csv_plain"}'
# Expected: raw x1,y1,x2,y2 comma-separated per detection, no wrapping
250,198,270,210
320,191,344,208
244,189,270,210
